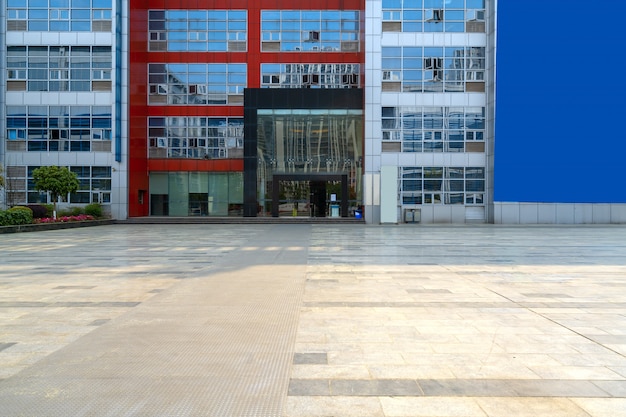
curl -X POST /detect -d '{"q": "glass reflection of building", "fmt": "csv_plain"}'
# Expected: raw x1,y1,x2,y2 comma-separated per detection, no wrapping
2,0,496,223
243,89,363,217
255,109,363,215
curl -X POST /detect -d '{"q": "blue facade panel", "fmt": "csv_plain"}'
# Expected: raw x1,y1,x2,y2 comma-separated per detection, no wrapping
495,0,626,203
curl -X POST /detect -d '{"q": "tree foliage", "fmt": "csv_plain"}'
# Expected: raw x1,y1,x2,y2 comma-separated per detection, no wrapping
0,164,5,189
32,166,79,212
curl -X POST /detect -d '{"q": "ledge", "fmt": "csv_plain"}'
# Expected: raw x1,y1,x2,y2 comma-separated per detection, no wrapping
0,219,116,234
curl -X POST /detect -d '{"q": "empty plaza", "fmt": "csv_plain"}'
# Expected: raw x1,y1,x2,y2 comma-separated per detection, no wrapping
0,224,625,416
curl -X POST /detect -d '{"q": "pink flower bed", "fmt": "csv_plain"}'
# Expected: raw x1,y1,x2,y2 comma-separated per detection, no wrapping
34,214,95,223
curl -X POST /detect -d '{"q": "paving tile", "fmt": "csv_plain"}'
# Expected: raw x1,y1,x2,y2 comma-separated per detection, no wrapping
506,379,610,397
380,396,487,417
592,380,626,397
330,379,422,396
290,364,371,379
475,397,591,417
571,398,626,417
288,379,330,396
1,224,626,416
284,396,384,417
293,352,328,365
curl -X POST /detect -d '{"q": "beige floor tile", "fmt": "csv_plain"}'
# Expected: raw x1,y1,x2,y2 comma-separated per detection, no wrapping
284,396,384,417
380,396,487,417
368,364,456,379
290,364,371,379
572,398,626,417
476,397,591,417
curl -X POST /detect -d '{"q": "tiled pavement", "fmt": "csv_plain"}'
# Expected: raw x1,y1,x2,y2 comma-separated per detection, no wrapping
0,224,625,416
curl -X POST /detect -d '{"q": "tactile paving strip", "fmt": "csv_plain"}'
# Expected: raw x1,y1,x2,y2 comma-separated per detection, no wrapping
0,224,310,416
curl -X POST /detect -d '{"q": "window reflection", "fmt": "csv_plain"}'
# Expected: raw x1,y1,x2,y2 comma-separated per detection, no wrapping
383,0,485,33
382,46,485,92
400,166,484,205
382,106,486,153
261,64,360,88
261,10,360,52
148,10,247,52
148,117,243,159
148,63,246,105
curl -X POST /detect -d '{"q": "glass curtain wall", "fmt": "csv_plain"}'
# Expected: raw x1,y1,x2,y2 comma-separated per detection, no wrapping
256,109,363,213
149,172,243,216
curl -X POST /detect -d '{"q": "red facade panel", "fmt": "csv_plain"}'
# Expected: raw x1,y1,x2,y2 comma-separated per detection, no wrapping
129,0,365,217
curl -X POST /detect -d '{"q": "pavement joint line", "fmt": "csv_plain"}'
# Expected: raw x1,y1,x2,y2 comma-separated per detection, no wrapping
288,378,625,398
488,288,626,360
301,301,626,309
1,224,625,416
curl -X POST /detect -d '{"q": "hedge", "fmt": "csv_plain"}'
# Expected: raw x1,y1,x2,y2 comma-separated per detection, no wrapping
0,206,34,226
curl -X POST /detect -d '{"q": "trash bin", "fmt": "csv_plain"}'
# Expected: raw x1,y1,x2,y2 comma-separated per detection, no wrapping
404,208,420,223
330,204,340,217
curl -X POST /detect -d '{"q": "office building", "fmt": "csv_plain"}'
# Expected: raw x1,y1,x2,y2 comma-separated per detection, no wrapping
2,1,623,223
1,0,126,218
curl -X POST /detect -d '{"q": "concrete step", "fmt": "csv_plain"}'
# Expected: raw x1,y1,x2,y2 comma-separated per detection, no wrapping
118,216,365,225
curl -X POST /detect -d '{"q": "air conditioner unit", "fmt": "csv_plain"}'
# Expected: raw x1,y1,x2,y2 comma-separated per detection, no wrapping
425,9,443,22
467,10,485,21
383,71,399,81
305,31,320,41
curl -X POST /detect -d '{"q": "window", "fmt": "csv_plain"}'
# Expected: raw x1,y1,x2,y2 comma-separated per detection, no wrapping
148,117,243,159
382,47,485,92
20,165,112,205
400,166,485,206
148,63,246,105
7,46,111,92
260,64,360,89
8,0,112,31
261,10,360,52
148,10,247,52
382,0,486,33
382,107,486,153
6,106,112,151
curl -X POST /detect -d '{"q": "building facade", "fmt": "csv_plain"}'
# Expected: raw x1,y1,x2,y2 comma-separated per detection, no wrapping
127,1,365,219
1,0,128,219
5,1,617,224
366,0,495,224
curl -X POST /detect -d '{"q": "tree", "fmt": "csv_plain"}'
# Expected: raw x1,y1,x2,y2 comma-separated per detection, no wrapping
32,166,79,219
0,164,4,210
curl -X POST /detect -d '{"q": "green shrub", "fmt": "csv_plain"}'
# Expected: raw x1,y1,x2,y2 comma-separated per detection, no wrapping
69,206,84,216
5,206,34,225
44,204,54,217
84,203,103,218
57,208,72,217
0,211,10,226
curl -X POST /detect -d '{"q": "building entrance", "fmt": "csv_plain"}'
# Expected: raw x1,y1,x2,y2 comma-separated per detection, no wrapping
243,89,363,218
271,174,348,218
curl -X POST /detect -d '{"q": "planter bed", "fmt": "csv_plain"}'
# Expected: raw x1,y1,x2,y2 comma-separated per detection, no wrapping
0,219,116,234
